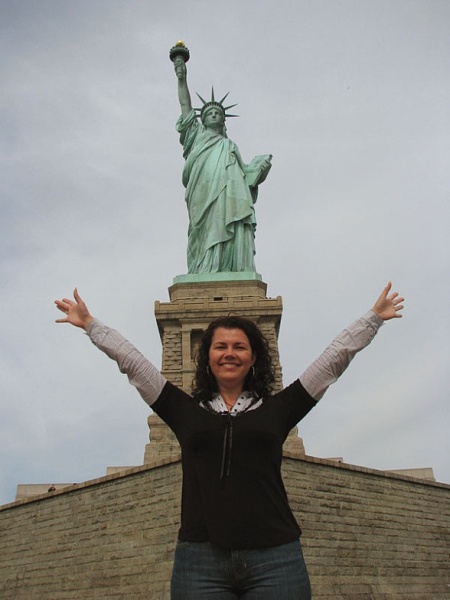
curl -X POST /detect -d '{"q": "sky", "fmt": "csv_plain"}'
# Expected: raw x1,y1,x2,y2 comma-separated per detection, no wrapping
1,0,449,506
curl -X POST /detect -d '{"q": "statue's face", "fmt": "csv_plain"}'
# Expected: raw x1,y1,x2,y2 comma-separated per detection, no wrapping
203,107,224,129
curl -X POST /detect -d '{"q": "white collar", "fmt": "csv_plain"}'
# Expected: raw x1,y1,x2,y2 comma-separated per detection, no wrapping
203,391,262,415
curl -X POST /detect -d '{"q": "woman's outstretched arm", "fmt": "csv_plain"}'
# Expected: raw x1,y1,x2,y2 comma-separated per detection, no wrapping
300,282,405,401
55,289,166,406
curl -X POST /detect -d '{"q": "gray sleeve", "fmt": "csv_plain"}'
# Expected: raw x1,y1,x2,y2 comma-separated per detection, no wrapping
86,319,167,407
299,310,384,401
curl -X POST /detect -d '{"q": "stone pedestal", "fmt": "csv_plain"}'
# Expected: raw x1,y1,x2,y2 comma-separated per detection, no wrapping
143,414,181,466
143,278,305,463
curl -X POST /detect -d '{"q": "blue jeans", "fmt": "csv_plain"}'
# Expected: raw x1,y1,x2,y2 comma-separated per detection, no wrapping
171,539,311,599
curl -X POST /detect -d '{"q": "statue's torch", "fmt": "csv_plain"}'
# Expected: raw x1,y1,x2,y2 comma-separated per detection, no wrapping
169,40,190,63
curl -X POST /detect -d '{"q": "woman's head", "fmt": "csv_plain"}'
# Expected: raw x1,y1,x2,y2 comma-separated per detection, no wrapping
192,316,275,402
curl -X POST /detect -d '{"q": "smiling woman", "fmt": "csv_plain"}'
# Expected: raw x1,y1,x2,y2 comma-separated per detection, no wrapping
54,282,404,599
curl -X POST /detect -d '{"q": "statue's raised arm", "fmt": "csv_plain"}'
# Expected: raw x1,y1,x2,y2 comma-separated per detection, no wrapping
172,50,192,117
170,42,272,275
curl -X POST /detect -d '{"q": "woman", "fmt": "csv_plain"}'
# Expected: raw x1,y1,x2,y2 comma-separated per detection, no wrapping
55,282,404,599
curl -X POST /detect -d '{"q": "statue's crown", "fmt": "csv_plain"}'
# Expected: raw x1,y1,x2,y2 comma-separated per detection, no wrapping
196,88,238,122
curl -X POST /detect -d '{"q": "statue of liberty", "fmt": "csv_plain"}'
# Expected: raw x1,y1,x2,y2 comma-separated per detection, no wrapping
170,42,272,275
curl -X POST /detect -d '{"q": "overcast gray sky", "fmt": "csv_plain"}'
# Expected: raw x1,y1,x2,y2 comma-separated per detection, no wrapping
1,0,449,506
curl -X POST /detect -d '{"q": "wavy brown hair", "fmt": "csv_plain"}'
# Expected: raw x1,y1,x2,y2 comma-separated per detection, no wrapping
192,316,275,402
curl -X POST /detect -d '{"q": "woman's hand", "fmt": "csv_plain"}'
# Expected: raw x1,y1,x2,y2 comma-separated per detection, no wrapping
55,288,93,330
372,281,405,321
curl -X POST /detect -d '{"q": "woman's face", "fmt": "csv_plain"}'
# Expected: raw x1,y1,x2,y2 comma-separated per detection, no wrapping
208,327,256,392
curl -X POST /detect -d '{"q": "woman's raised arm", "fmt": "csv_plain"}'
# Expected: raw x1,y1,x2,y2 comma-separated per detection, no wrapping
300,282,405,401
54,289,166,406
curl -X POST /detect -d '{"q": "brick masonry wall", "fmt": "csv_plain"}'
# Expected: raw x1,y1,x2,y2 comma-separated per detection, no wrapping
282,455,450,599
160,325,183,388
0,461,182,600
1,456,449,599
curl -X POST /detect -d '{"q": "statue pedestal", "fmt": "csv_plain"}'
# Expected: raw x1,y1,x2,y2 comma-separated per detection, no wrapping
143,414,181,466
143,278,305,464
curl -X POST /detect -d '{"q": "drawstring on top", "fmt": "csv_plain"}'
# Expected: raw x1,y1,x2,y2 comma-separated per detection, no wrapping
219,414,234,479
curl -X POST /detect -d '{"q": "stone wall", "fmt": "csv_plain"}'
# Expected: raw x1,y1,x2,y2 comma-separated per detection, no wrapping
0,461,181,600
1,455,449,599
283,454,450,598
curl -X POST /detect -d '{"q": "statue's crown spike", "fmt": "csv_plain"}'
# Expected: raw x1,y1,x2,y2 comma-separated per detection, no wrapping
196,92,208,105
